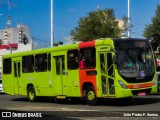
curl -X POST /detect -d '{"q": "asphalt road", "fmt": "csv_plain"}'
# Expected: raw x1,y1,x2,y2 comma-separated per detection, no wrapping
0,93,160,120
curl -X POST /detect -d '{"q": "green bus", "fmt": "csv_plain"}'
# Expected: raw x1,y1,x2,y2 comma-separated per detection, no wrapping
2,38,157,105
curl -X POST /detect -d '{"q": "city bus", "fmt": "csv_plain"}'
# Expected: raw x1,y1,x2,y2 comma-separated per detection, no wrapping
2,38,157,105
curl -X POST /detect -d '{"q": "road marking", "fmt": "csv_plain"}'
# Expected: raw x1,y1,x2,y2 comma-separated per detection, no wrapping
5,106,100,111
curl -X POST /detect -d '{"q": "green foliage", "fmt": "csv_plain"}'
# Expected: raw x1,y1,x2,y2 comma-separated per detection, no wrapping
144,4,160,50
70,9,123,41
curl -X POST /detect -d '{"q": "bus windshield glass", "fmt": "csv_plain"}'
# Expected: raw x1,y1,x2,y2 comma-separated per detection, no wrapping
114,40,155,78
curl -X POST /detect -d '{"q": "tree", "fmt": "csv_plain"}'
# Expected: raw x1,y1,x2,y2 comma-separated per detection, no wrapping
121,16,134,36
70,9,123,42
144,4,160,51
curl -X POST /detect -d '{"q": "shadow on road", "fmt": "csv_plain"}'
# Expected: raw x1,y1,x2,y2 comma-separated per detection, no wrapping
9,95,160,106
97,97,160,106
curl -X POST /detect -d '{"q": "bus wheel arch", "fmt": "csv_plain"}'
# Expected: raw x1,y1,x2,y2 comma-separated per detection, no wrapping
27,84,36,102
82,82,97,105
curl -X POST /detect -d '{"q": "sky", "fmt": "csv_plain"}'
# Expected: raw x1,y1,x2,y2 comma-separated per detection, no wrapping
0,0,160,47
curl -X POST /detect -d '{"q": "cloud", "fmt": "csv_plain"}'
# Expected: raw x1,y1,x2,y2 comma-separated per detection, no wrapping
64,36,74,44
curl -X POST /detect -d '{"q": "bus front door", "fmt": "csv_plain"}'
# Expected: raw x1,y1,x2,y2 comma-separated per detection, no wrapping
99,52,115,96
54,56,65,96
13,61,21,95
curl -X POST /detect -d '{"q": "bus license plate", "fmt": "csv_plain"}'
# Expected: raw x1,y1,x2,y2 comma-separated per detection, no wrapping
138,92,146,96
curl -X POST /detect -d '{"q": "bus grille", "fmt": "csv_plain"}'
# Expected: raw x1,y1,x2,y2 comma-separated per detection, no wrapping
131,88,152,95
121,75,154,83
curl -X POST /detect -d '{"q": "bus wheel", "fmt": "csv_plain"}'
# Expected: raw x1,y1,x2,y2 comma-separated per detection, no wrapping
86,86,97,105
27,86,36,102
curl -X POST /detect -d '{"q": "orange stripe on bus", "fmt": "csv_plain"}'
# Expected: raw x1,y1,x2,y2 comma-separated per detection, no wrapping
79,69,97,96
79,41,95,48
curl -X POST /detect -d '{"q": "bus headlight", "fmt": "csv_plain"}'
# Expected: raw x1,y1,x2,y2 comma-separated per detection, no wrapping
118,80,128,89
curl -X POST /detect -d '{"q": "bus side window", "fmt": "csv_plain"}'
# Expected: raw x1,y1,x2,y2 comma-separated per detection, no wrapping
22,55,34,73
35,53,47,72
80,57,86,69
67,49,78,70
80,48,96,69
3,58,12,74
48,53,51,71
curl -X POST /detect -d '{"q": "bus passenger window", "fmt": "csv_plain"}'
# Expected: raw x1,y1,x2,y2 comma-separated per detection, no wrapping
3,58,12,74
35,53,47,72
22,55,34,73
48,53,51,71
80,57,86,69
80,48,96,69
67,49,78,70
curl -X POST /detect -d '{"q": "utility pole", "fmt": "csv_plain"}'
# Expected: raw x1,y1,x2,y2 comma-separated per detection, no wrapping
128,0,130,37
51,0,54,47
6,0,11,29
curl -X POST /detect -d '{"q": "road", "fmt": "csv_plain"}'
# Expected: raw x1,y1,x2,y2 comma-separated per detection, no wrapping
0,94,160,119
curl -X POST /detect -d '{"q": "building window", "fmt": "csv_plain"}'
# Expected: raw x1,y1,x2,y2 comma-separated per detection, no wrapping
3,58,12,74
22,55,34,73
67,49,78,70
35,53,47,72
80,48,96,69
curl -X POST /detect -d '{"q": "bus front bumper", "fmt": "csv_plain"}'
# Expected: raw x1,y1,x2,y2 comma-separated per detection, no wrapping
116,85,157,98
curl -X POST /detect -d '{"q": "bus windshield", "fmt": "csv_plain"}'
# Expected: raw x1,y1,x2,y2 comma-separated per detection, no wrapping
116,47,155,78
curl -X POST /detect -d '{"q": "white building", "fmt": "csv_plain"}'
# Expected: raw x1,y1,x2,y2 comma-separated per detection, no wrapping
115,19,125,36
0,24,31,44
0,24,32,80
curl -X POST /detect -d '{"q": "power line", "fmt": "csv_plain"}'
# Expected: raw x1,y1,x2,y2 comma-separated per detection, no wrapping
32,37,50,47
32,37,49,43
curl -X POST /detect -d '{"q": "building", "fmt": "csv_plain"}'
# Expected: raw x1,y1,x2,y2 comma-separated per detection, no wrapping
0,24,32,82
115,19,125,36
0,24,31,44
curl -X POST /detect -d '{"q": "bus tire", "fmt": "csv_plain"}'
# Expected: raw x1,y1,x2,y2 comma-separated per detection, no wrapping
86,86,97,105
27,86,36,102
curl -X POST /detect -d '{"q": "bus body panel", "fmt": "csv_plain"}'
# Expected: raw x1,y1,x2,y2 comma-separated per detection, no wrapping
52,50,80,97
2,75,14,95
33,72,54,96
2,38,157,102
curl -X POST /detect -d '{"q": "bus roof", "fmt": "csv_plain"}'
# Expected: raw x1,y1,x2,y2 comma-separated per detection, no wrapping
2,38,113,59
112,38,148,41
2,38,148,59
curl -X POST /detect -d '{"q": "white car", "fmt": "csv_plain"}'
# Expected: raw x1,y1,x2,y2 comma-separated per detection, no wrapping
0,77,3,93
